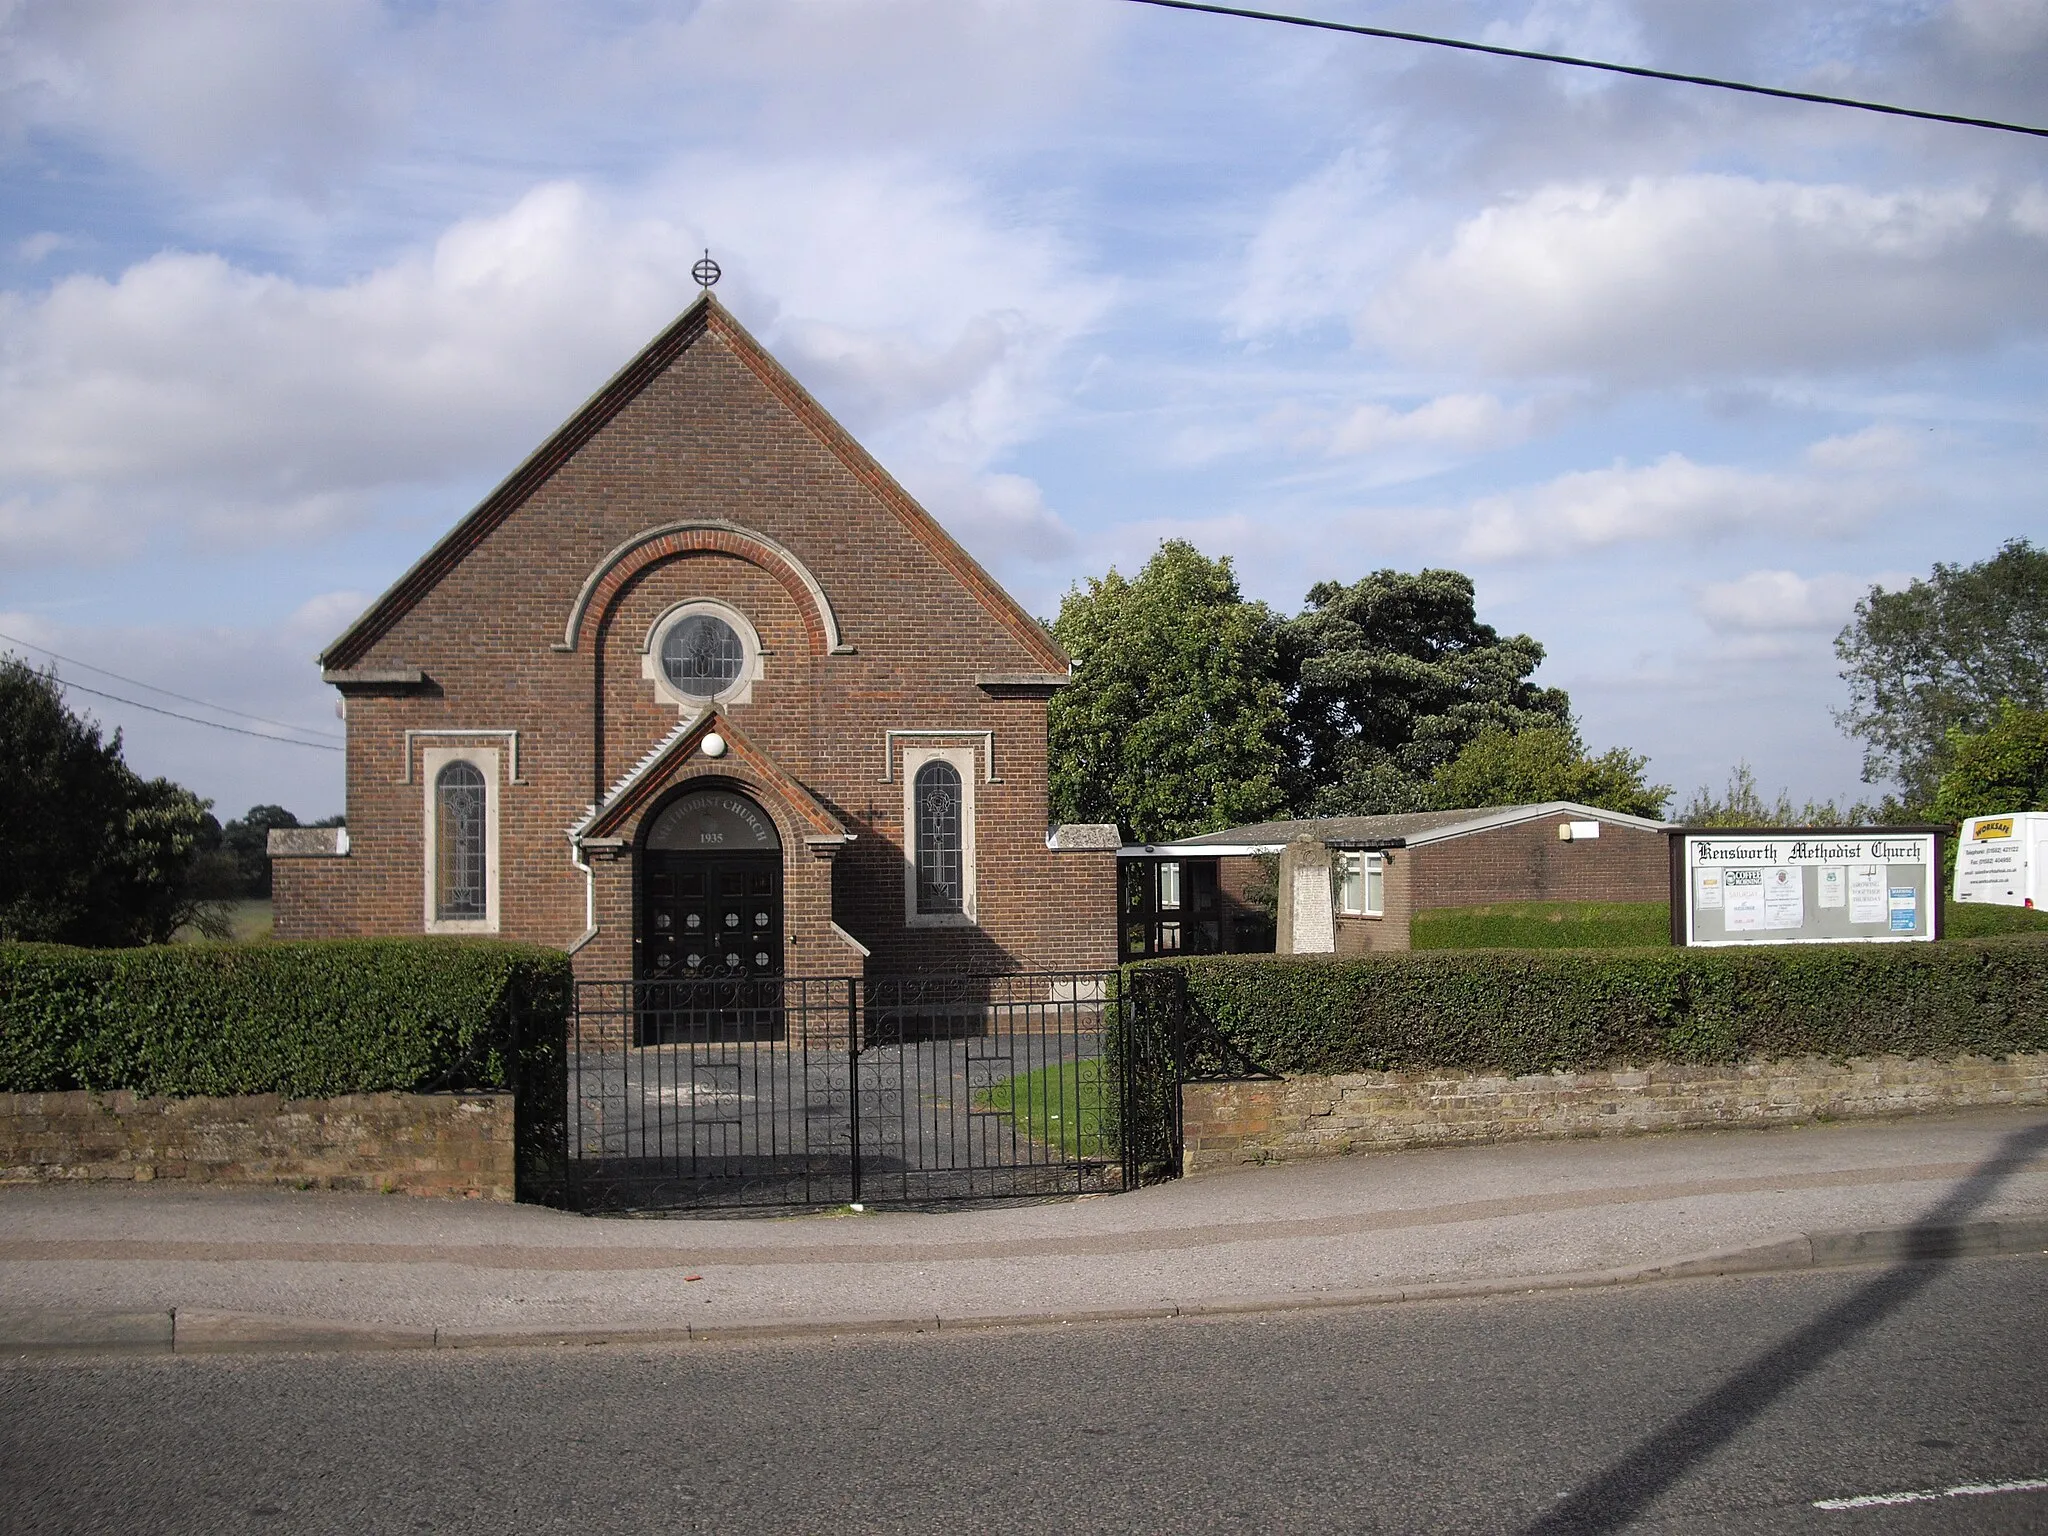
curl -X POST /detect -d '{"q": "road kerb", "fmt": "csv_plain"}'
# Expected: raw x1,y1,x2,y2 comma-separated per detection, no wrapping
0,1307,172,1354
5,1216,2046,1360
172,1310,434,1354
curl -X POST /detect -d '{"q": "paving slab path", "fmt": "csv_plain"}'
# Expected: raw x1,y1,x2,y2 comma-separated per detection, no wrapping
3,1107,2046,1351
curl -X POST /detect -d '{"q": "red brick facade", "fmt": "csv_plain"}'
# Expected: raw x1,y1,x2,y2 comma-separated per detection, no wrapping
1410,816,1668,909
274,295,1115,979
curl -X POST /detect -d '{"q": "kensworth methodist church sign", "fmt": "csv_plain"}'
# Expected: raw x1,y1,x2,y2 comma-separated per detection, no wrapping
1667,828,1947,947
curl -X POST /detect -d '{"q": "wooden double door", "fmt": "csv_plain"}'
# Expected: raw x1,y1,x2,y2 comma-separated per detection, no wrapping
639,851,784,979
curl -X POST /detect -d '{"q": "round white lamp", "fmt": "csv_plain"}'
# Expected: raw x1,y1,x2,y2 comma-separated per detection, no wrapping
700,732,728,759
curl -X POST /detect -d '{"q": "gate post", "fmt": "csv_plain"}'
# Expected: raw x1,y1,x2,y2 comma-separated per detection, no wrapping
846,977,861,1204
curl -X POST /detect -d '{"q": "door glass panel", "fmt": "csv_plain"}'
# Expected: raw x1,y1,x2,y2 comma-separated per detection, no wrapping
644,849,783,980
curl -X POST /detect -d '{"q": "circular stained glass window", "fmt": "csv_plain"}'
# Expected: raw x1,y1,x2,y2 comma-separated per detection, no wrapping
660,614,745,698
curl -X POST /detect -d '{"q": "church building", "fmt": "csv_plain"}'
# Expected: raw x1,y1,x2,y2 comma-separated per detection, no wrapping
271,291,1120,980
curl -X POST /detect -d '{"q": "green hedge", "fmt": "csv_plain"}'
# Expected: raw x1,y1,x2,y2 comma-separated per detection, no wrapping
0,937,573,1201
0,938,570,1098
1136,935,2048,1079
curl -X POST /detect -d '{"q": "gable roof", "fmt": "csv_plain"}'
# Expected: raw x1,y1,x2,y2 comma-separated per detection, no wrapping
322,292,1069,674
1123,801,1671,855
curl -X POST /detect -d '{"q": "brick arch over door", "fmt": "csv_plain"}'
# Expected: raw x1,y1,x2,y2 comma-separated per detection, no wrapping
557,519,849,657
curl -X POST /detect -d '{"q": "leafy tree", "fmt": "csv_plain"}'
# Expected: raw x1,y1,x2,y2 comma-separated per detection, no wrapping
0,655,230,944
1677,763,1873,828
1280,567,1572,814
222,805,301,897
1430,725,1671,819
1048,541,1289,841
1835,539,2048,810
1931,701,2048,825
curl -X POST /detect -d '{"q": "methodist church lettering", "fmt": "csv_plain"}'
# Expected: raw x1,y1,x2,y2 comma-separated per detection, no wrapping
1689,838,1928,867
648,792,781,852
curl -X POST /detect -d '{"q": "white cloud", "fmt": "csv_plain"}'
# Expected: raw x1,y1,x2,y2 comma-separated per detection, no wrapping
913,469,1078,565
0,0,1113,198
1450,426,1919,562
0,0,386,185
677,157,1111,472
1232,149,1404,338
1948,0,2048,54
1367,174,2048,379
15,231,72,263
0,167,1107,565
1326,393,1535,456
1694,568,1907,634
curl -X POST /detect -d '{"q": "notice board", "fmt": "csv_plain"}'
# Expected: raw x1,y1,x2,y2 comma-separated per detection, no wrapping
1668,828,1945,947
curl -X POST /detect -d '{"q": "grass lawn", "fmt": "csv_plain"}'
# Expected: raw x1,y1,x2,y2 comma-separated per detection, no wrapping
1413,900,1670,950
975,1057,1111,1160
172,898,274,943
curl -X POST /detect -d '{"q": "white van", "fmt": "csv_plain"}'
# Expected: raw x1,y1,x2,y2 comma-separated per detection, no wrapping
1953,813,2048,908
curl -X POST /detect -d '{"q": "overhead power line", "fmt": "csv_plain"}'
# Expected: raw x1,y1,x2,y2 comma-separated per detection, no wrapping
0,628,343,742
1121,0,2048,140
40,674,345,752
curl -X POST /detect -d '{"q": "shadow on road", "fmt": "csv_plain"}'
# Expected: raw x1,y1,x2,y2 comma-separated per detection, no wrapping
1521,1117,2048,1535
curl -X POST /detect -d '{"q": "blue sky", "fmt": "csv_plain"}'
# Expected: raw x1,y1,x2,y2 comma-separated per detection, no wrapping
2,0,2043,822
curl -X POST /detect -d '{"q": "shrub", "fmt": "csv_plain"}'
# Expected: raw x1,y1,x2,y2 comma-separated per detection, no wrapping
1136,935,2048,1080
0,938,571,1198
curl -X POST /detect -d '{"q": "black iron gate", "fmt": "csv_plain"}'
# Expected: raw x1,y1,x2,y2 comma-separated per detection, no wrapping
564,970,1186,1211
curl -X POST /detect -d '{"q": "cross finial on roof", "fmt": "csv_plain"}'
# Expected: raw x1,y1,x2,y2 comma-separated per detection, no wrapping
691,250,721,291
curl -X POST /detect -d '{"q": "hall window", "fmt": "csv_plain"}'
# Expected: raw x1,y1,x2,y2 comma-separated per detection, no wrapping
902,744,978,925
1156,860,1181,911
1334,851,1384,916
423,747,499,933
914,760,964,915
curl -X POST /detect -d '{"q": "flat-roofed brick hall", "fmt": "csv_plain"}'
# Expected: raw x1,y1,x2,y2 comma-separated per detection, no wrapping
273,292,1119,981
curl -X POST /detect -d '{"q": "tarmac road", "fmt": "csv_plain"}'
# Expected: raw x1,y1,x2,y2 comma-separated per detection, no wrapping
4,1254,2044,1535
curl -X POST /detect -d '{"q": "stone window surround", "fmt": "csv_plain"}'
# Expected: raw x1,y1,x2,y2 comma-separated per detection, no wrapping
641,597,766,712
901,744,978,928
422,745,501,934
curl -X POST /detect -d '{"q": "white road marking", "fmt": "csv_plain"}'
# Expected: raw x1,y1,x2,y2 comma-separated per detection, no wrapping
1814,1475,2048,1510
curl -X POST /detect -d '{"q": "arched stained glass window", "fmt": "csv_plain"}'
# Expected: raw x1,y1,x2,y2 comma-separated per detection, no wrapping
436,761,488,919
914,760,964,915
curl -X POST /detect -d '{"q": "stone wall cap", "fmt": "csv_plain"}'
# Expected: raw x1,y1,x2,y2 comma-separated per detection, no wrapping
1047,823,1122,851
268,827,349,858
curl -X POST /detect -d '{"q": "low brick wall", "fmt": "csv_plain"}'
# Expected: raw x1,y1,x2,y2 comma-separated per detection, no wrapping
1181,1053,2048,1175
0,1091,516,1201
